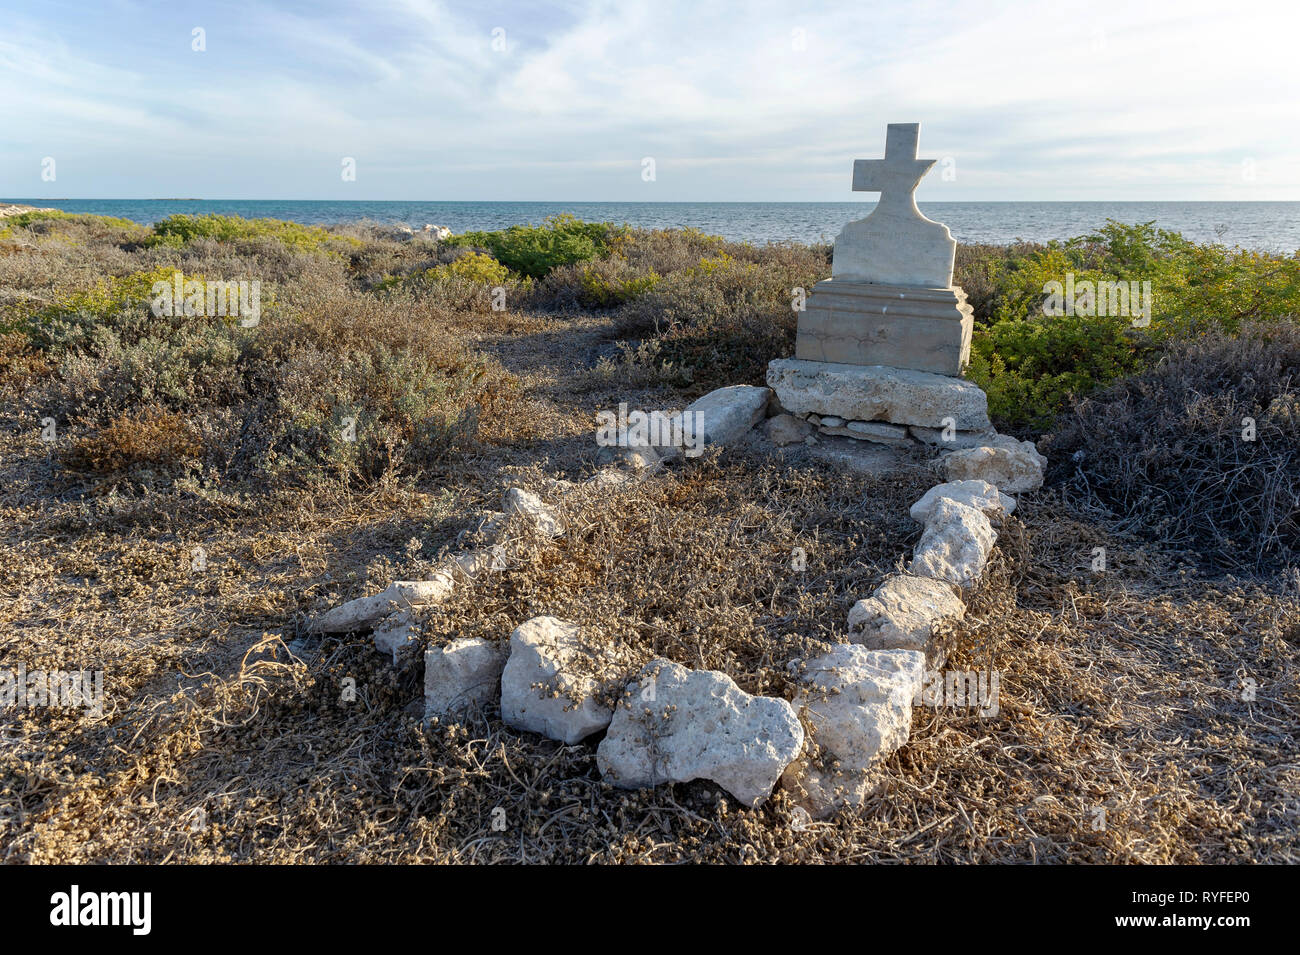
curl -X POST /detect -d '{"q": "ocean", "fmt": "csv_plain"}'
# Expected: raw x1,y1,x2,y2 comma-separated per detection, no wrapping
5,199,1300,252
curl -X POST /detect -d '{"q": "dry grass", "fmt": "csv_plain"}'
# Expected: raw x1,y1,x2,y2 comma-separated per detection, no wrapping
1,217,1295,864
2,430,1296,863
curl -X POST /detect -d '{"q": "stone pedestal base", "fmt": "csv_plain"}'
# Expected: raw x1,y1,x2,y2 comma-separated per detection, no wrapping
766,358,991,432
794,279,973,376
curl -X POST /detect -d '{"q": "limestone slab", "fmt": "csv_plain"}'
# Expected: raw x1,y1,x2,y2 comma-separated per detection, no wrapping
767,358,990,430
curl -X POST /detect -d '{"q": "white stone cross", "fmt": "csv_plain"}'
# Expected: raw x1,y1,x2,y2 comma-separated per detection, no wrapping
851,123,936,214
832,122,955,287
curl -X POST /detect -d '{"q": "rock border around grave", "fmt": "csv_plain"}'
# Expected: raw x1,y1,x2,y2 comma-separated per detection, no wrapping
306,381,1046,817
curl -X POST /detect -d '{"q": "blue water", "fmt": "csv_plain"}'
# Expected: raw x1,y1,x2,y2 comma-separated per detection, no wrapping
6,199,1300,252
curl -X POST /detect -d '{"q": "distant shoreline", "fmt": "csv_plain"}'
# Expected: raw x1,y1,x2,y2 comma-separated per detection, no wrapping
5,198,1299,251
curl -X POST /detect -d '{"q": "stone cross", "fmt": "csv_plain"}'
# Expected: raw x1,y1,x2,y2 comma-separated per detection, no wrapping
851,123,935,216
831,122,955,289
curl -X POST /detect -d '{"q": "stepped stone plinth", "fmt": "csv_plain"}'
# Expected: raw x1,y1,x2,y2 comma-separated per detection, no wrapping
795,280,973,376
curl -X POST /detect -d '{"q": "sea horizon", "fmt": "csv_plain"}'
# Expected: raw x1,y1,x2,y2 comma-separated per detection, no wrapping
7,198,1300,251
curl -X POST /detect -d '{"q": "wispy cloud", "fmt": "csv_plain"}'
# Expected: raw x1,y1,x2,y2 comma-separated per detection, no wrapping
0,0,1296,199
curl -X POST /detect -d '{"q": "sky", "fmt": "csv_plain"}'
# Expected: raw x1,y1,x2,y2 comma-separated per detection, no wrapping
1,0,1297,201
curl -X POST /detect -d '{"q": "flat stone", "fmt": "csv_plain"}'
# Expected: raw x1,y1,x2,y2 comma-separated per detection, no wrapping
597,658,804,807
908,498,997,588
424,637,507,719
767,358,990,431
909,424,999,450
782,645,925,817
847,574,965,656
312,577,454,633
910,479,1015,523
942,435,1046,494
502,487,564,538
683,385,771,449
795,280,973,375
819,415,846,428
500,616,625,744
845,420,912,445
764,413,814,447
805,432,915,476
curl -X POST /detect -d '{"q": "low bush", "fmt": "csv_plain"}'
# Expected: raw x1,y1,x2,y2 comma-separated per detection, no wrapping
445,214,620,278
1045,321,1300,573
62,408,201,477
145,214,358,254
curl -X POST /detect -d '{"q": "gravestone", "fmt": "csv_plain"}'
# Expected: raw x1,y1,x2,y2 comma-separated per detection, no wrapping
768,123,991,442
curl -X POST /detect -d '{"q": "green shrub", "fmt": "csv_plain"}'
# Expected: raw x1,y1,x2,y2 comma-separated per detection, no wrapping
578,265,660,308
967,313,1151,431
446,214,619,278
418,251,511,287
966,221,1300,431
146,214,357,253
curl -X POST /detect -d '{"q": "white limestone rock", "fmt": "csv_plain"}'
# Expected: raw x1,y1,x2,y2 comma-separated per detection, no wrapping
782,645,926,817
424,637,507,719
312,576,454,633
909,424,999,450
847,574,965,655
942,435,1046,494
766,358,991,431
502,487,564,538
765,413,815,447
373,610,421,662
684,385,771,449
910,480,1015,524
500,616,624,744
597,659,805,808
908,498,997,588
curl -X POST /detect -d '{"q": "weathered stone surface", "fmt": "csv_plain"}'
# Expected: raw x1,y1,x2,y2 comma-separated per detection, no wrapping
597,659,804,807
424,637,507,719
909,424,999,450
782,645,925,817
312,577,453,633
767,358,990,431
818,419,912,446
819,415,846,428
502,487,564,538
795,280,973,375
910,479,1015,523
684,385,770,449
501,616,624,744
373,610,421,662
942,436,1047,494
832,124,955,289
847,574,965,654
908,499,997,588
765,413,814,447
